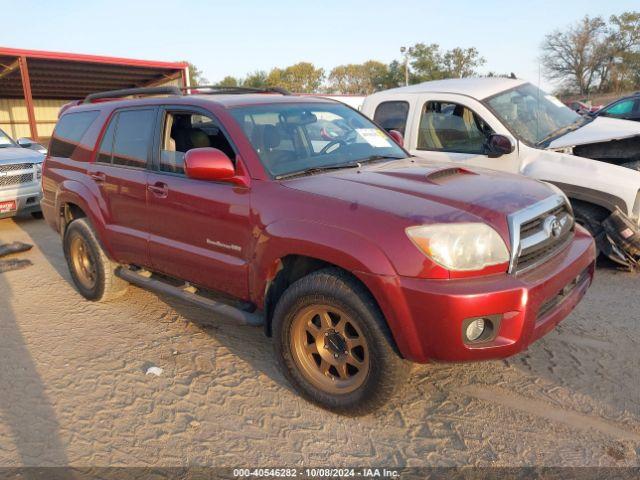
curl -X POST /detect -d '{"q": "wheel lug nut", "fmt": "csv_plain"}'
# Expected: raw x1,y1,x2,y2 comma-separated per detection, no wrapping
334,354,338,359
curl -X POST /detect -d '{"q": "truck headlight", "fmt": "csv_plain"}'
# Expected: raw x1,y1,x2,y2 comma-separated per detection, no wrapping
406,223,510,272
35,163,42,180
633,189,640,222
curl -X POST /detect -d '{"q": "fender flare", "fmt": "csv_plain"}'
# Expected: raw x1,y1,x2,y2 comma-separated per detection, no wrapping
545,180,625,214
251,218,397,307
55,180,116,258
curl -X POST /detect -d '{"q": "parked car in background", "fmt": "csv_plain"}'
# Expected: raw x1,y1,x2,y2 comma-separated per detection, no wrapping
41,85,595,414
566,100,602,116
0,128,44,219
591,93,640,123
363,78,640,268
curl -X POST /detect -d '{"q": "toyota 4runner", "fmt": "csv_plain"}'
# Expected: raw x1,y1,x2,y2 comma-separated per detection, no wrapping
42,86,596,414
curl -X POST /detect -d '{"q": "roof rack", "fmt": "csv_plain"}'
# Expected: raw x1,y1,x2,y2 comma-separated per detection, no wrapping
83,86,182,103
184,85,291,95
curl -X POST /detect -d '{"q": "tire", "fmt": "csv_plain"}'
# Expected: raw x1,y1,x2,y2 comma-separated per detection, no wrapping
63,218,128,302
571,200,609,257
272,267,411,415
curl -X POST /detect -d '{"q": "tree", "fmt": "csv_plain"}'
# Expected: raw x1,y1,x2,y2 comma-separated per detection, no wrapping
607,12,640,92
243,70,268,88
442,47,486,78
267,62,324,93
184,62,208,86
541,16,610,95
327,60,389,94
218,75,241,87
407,43,445,82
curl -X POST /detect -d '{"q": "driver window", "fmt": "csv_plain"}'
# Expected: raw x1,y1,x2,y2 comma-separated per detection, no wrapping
160,111,235,174
417,101,493,154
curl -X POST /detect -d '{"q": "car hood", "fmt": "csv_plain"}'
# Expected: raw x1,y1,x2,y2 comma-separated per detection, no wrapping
282,158,556,235
0,147,44,164
548,116,640,149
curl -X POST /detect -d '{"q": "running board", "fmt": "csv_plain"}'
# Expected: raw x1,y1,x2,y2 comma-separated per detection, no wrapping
116,267,264,327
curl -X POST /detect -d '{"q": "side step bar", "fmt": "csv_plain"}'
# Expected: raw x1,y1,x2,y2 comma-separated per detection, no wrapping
116,267,264,327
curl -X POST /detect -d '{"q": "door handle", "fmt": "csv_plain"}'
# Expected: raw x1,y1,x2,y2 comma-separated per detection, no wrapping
89,172,106,183
147,182,169,198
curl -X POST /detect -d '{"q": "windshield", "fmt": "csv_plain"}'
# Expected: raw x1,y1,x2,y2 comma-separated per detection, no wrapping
230,102,407,177
485,83,583,146
0,128,16,148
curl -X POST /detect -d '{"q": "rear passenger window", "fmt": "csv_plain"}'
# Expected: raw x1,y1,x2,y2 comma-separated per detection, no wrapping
97,109,155,168
50,111,99,158
373,101,409,135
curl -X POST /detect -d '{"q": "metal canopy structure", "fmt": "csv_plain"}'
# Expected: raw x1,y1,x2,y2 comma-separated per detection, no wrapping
0,46,188,140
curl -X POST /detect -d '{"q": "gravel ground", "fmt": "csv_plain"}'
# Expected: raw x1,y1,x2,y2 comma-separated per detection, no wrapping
0,215,639,468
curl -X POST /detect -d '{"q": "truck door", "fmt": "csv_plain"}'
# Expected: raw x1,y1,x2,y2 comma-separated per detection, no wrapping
145,107,252,300
406,95,521,173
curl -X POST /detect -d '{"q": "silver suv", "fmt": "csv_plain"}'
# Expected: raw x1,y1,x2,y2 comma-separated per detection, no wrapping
0,128,45,219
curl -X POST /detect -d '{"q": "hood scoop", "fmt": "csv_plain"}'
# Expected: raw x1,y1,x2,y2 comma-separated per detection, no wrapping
425,167,476,184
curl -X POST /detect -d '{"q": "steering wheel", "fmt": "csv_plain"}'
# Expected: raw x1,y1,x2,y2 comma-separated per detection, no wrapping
320,139,347,155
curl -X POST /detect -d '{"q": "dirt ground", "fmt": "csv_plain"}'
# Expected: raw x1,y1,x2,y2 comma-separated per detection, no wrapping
0,215,639,468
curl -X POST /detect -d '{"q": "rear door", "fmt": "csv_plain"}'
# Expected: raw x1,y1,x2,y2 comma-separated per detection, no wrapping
88,107,157,266
145,106,252,300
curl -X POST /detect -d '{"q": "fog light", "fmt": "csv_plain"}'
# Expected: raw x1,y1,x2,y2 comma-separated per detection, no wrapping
465,318,486,342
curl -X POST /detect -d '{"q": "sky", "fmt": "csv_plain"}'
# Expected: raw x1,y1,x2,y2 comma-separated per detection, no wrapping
2,0,638,92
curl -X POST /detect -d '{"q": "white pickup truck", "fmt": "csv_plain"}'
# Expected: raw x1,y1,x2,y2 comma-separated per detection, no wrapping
362,78,640,267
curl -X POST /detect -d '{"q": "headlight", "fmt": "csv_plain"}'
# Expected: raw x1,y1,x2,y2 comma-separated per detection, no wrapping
633,189,640,222
406,223,510,271
35,163,42,180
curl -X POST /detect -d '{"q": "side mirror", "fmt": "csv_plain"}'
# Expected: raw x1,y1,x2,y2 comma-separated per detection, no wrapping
388,130,404,147
184,148,235,181
486,134,515,158
17,137,34,148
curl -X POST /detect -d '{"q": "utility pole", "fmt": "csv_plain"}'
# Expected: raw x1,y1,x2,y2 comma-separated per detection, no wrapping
400,46,409,86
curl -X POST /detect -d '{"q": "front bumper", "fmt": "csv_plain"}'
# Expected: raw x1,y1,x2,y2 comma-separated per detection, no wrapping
602,208,640,269
359,226,596,363
0,183,42,219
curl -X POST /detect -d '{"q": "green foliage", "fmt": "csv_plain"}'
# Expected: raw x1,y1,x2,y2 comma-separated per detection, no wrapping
218,76,241,87
184,62,208,86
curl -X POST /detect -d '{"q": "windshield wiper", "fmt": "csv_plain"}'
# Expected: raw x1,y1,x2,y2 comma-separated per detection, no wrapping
536,117,592,147
275,155,406,180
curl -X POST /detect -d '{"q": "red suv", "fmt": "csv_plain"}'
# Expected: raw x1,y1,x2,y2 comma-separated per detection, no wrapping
42,86,596,414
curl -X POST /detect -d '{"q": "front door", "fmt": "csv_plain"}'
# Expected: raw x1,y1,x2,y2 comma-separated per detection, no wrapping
408,98,520,173
88,107,157,266
146,108,252,300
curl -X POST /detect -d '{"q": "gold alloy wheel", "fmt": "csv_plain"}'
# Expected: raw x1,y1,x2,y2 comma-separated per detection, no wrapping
290,305,370,394
69,235,97,290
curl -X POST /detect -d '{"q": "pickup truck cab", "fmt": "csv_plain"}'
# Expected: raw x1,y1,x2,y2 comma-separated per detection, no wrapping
42,86,595,414
362,78,640,268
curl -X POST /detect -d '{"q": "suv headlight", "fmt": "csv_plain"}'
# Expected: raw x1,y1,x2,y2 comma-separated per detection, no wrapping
406,223,510,272
35,163,42,180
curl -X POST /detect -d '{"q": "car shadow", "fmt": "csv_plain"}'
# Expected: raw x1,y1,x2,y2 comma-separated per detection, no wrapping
0,230,70,467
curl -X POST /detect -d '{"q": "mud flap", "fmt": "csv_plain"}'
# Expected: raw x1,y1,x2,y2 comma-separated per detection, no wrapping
602,208,640,270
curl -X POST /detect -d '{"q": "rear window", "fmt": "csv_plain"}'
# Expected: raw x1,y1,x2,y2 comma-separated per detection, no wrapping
373,101,409,135
96,109,155,168
49,111,100,158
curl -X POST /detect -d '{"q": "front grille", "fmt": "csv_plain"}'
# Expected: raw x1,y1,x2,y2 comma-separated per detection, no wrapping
508,196,575,274
0,173,34,187
0,163,33,173
537,268,590,321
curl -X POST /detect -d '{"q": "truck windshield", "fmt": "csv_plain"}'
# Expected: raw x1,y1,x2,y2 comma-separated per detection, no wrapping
0,129,16,148
230,102,407,177
485,83,586,147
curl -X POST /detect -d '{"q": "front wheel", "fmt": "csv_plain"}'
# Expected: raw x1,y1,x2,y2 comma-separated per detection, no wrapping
272,268,410,415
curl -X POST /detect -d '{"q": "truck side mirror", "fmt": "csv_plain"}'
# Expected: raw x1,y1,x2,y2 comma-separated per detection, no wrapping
388,130,404,147
486,134,515,158
184,148,235,182
17,137,34,148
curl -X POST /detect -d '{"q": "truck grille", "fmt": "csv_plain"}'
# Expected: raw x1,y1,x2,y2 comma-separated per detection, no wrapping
0,172,34,187
0,163,34,173
508,196,575,274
